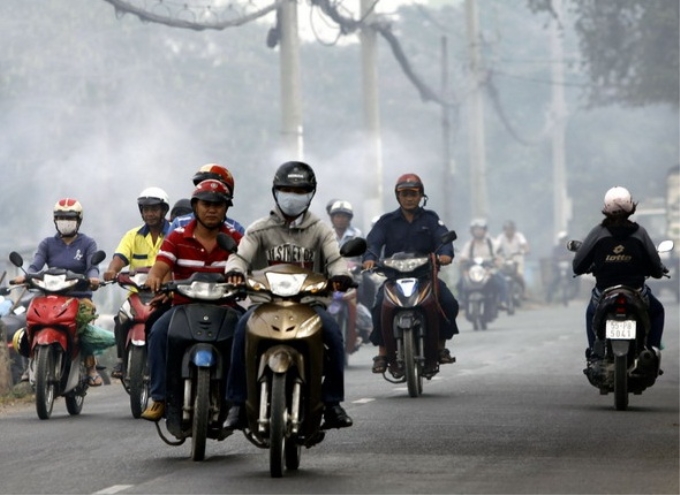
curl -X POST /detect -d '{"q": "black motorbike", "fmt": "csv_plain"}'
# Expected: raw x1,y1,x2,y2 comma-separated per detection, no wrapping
568,239,674,410
459,257,499,331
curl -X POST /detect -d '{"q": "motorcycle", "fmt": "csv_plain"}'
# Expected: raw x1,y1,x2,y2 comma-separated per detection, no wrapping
369,231,457,397
238,237,366,477
499,253,523,314
459,257,499,331
153,270,243,461
2,286,33,385
4,250,106,419
112,268,156,418
568,239,674,411
327,262,363,366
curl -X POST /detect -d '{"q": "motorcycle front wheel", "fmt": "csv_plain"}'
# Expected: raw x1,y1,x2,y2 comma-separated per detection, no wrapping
403,329,423,398
191,367,210,461
127,345,149,419
35,345,58,420
270,373,288,478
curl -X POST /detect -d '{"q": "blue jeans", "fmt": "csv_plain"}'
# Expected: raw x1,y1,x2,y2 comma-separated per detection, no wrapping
226,304,345,405
147,307,177,401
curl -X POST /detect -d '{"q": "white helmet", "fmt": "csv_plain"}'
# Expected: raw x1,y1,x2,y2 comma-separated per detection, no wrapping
603,186,634,214
137,187,170,213
329,200,354,219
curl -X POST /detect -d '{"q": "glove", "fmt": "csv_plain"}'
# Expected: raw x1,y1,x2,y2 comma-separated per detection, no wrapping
330,275,355,292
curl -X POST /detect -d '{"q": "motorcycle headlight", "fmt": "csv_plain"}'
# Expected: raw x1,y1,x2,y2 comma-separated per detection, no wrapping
383,257,428,272
33,274,78,292
176,281,230,300
469,265,486,283
265,272,308,297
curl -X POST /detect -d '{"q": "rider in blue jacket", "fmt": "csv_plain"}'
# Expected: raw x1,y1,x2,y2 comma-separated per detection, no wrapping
362,173,459,375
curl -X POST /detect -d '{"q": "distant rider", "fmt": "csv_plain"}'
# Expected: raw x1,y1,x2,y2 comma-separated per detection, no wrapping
495,220,529,296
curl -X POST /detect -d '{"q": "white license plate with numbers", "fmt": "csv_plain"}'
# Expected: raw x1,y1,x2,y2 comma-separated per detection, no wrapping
605,320,637,339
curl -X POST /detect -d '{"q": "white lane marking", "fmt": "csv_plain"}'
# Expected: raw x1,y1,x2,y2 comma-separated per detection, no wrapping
93,485,134,495
353,398,375,404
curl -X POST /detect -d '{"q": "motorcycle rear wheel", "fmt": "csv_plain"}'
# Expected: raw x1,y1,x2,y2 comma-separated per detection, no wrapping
614,355,629,411
35,345,57,420
403,329,422,398
191,367,210,461
127,346,149,419
269,373,288,477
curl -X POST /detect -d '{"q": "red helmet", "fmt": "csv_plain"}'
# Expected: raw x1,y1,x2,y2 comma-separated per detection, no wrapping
192,163,235,195
395,173,424,194
191,179,232,206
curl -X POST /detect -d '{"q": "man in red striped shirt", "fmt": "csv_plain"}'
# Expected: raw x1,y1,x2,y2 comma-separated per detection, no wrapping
140,179,242,421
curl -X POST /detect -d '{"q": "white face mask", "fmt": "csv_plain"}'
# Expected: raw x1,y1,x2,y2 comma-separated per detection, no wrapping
275,191,313,218
55,219,78,236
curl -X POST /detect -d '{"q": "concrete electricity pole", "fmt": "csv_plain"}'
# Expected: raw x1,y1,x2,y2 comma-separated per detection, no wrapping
360,0,384,232
465,0,488,221
279,0,303,160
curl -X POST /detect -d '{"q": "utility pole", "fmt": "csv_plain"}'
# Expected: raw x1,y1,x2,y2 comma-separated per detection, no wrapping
441,35,454,228
279,0,303,160
360,0,383,232
465,0,488,221
550,0,570,238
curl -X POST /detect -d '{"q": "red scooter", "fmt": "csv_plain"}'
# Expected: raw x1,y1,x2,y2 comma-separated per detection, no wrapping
113,268,156,418
5,250,106,419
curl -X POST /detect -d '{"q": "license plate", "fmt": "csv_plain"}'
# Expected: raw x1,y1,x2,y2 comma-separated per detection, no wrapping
605,320,636,339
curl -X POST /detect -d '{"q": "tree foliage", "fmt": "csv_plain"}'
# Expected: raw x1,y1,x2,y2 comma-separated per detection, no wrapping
528,0,679,108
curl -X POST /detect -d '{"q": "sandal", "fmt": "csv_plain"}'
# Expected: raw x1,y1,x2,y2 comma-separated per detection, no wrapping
438,348,456,364
87,372,103,387
372,355,388,374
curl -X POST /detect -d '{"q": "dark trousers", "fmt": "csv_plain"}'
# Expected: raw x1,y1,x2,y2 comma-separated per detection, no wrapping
585,286,665,349
370,278,459,346
226,304,345,405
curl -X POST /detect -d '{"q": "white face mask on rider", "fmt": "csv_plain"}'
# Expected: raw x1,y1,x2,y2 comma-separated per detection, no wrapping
55,219,78,236
275,191,313,218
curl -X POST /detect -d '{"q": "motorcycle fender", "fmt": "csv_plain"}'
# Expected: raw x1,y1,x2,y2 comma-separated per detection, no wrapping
610,340,630,357
126,323,146,347
32,328,68,353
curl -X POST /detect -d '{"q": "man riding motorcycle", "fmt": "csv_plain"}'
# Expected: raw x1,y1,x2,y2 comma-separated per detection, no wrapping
362,173,459,374
103,187,172,379
223,161,355,431
572,186,667,373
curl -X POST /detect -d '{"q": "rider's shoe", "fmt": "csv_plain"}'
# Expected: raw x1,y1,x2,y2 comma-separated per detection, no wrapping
438,348,456,364
223,404,247,431
140,400,166,422
322,404,353,429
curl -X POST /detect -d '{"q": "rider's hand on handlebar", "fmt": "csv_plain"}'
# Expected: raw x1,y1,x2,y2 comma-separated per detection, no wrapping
89,278,101,290
11,276,25,285
225,270,245,285
103,270,117,282
330,274,355,292
437,255,452,266
362,260,376,271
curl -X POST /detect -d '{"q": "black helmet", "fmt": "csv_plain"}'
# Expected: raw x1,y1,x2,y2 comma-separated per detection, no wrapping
272,161,317,193
170,198,192,219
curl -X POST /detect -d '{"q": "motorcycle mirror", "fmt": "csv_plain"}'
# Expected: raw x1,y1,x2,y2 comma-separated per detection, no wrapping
566,240,582,252
441,230,457,244
217,233,238,253
90,250,107,266
340,237,367,258
657,240,674,253
9,251,24,268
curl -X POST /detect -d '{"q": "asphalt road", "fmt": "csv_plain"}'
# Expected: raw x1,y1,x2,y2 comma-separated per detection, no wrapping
0,295,678,494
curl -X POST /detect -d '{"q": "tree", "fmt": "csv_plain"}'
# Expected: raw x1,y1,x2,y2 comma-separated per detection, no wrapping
528,0,679,108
